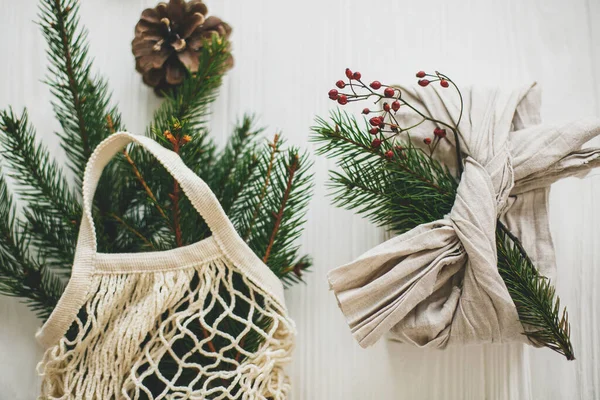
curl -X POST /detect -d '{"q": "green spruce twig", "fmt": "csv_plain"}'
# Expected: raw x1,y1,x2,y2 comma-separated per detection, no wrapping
0,174,62,320
38,0,123,183
0,109,80,276
497,222,574,360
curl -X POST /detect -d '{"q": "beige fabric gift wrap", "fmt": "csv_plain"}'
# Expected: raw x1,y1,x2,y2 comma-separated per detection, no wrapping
36,133,295,399
328,83,600,349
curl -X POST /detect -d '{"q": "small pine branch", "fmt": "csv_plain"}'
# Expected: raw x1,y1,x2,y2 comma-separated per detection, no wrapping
211,115,264,208
313,110,574,360
0,173,61,320
496,223,574,360
38,0,136,256
234,134,281,243
0,109,79,273
38,0,123,184
313,110,457,233
126,37,231,247
231,136,314,284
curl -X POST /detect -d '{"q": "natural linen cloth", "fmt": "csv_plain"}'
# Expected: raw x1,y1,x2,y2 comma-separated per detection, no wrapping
328,83,600,349
36,133,295,399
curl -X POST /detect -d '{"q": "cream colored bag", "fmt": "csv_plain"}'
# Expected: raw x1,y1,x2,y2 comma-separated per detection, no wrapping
36,132,295,399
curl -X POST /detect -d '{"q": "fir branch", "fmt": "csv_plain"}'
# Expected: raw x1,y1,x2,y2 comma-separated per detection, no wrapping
239,134,280,242
497,223,574,360
313,111,457,234
262,153,300,264
109,213,155,250
122,148,169,222
38,0,137,255
0,109,80,225
38,0,123,183
0,109,79,273
210,115,264,208
108,114,169,225
231,136,314,284
127,36,231,247
220,150,261,216
0,173,61,320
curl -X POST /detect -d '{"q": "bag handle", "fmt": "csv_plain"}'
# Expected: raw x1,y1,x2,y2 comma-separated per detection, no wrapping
80,132,237,254
37,132,285,349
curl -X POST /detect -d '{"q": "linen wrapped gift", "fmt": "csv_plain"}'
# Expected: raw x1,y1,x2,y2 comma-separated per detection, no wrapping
328,83,600,349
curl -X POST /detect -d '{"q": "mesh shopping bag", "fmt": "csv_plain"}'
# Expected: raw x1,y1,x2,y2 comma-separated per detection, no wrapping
36,132,295,399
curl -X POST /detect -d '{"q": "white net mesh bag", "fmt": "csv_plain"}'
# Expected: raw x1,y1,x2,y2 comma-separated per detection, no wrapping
36,133,295,399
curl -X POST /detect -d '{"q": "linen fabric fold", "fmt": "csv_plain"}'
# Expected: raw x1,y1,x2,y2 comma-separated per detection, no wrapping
328,84,600,349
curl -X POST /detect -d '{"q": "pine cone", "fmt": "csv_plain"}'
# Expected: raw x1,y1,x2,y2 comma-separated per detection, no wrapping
132,0,233,94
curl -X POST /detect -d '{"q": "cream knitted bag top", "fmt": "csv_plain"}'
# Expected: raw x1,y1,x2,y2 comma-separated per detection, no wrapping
36,132,295,399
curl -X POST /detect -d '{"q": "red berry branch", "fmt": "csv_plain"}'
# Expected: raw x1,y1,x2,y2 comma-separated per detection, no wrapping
327,68,464,174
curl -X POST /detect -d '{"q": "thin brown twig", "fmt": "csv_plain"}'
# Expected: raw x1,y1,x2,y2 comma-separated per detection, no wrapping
171,140,183,247
109,213,154,249
262,154,299,264
123,149,170,221
243,134,279,241
201,326,218,353
107,115,169,222
234,337,247,363
346,79,465,177
54,0,90,159
281,260,309,278
105,114,116,134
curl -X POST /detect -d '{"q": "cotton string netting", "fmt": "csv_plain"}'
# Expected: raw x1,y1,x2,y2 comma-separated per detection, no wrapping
36,133,295,399
328,84,600,348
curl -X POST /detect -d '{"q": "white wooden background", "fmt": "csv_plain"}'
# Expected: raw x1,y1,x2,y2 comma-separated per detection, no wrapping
1,0,599,399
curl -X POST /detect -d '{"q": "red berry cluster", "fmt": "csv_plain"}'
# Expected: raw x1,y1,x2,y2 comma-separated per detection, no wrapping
422,126,447,153
327,68,453,158
327,68,404,146
415,70,450,88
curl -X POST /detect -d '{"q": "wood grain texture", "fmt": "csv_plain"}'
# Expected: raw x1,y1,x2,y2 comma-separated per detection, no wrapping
0,0,598,399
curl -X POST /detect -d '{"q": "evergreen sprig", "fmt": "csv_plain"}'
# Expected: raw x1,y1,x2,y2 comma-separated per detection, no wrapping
39,0,131,257
313,110,457,232
211,115,264,213
313,108,574,360
0,173,62,320
38,0,123,184
496,224,574,360
0,109,80,275
231,135,313,285
122,35,231,249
